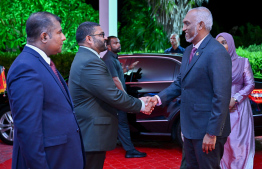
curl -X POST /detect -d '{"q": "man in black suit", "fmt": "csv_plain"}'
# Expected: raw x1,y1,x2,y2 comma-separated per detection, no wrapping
68,22,154,169
102,36,146,158
150,7,232,169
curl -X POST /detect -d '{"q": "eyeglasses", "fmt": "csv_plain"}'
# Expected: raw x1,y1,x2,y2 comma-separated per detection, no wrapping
89,33,105,38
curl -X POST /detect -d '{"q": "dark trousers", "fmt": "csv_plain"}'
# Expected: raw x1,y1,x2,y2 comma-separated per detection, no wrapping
85,151,106,169
117,110,135,151
180,144,187,169
184,136,227,169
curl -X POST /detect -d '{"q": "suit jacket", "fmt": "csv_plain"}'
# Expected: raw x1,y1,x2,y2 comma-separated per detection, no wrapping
158,34,232,139
68,47,142,152
7,46,85,169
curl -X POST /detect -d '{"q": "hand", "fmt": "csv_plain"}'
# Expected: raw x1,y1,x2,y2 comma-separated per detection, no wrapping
229,97,236,111
149,96,158,105
129,61,139,70
139,96,156,115
202,134,216,154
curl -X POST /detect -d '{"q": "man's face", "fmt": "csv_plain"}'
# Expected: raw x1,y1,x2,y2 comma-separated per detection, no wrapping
182,10,199,43
92,26,107,53
109,38,121,54
46,19,66,55
170,35,178,46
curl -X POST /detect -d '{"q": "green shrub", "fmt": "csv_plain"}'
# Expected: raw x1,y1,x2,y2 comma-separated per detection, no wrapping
0,52,75,78
236,45,262,79
0,0,98,53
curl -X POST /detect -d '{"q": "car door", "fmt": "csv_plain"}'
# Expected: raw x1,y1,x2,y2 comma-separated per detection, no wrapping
119,55,181,133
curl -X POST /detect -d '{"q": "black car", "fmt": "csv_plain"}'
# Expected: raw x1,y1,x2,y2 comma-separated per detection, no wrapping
1,53,262,145
118,53,262,146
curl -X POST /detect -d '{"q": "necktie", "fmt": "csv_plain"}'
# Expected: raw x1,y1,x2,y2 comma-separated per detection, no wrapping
189,47,197,64
50,60,65,91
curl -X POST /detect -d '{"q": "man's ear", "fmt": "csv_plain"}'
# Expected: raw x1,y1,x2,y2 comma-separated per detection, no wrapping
107,45,111,51
40,32,48,43
198,21,204,30
85,35,92,44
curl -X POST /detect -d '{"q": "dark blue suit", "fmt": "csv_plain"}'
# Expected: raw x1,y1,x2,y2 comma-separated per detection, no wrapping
7,46,85,169
158,34,232,168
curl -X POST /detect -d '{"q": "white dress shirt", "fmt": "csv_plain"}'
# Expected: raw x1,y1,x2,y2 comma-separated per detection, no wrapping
26,44,51,65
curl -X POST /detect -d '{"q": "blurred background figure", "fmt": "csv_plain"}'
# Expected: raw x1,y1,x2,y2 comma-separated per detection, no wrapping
216,32,255,169
164,33,185,54
102,36,146,158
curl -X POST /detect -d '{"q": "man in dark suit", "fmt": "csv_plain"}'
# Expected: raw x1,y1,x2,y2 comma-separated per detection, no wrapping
150,7,232,169
7,12,85,169
102,36,147,158
68,22,153,169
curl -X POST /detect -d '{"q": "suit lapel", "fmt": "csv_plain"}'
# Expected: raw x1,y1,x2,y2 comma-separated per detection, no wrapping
181,34,212,81
24,46,72,106
38,57,71,104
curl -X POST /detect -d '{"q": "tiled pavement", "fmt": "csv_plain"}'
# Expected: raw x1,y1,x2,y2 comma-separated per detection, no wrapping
1,137,262,169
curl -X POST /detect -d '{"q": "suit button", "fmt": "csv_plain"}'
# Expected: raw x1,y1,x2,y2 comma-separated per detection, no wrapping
77,128,79,132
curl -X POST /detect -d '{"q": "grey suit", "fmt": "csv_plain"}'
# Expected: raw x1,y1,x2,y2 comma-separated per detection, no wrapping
158,34,232,168
68,47,142,169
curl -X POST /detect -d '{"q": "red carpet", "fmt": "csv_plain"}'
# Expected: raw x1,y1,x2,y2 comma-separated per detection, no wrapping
1,139,262,169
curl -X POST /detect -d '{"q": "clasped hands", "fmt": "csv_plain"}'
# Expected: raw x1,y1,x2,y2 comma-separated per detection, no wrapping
139,96,158,115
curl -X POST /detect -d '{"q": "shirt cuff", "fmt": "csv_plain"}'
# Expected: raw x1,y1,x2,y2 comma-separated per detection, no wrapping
155,95,162,106
140,99,145,111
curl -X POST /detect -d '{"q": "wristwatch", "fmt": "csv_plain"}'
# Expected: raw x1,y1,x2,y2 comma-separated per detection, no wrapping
233,97,238,104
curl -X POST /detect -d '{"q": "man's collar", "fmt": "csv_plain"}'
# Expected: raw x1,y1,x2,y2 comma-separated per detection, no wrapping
26,44,50,65
107,50,118,58
193,34,209,49
80,46,100,58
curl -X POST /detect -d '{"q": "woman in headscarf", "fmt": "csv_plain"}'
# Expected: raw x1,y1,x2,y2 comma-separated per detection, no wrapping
216,32,255,169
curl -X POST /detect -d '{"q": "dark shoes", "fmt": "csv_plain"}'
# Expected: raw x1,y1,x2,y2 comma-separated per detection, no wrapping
125,149,147,158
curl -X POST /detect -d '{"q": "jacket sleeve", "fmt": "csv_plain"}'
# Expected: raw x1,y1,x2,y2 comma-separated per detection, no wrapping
233,58,255,103
79,59,142,113
206,47,232,136
157,73,182,107
7,63,49,169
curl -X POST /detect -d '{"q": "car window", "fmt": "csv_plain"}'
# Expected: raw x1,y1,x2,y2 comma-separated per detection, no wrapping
120,57,180,82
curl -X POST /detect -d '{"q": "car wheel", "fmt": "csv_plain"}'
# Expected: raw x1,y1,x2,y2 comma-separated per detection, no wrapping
0,107,14,145
173,120,183,147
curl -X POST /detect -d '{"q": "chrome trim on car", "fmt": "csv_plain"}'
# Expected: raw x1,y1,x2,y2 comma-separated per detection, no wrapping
126,81,173,85
118,55,182,64
140,132,171,136
137,119,169,123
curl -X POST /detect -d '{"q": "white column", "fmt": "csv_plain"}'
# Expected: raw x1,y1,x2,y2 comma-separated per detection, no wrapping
99,0,118,37
99,0,118,57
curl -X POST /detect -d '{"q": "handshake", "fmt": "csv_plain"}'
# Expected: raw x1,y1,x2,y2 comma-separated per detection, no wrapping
139,96,159,115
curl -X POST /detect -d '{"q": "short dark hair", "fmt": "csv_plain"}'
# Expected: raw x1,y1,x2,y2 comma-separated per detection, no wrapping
26,12,61,43
107,36,118,46
76,22,100,44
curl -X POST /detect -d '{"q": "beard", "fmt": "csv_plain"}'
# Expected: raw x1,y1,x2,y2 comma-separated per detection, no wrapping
93,37,107,52
186,26,198,43
111,47,121,53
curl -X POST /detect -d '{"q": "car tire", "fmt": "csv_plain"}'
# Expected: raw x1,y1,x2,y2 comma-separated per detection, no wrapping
0,106,14,145
173,120,183,147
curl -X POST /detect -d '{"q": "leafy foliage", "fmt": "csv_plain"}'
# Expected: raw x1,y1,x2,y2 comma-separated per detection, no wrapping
119,0,170,52
233,23,262,48
147,0,209,35
236,44,262,79
0,0,99,53
0,51,75,78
